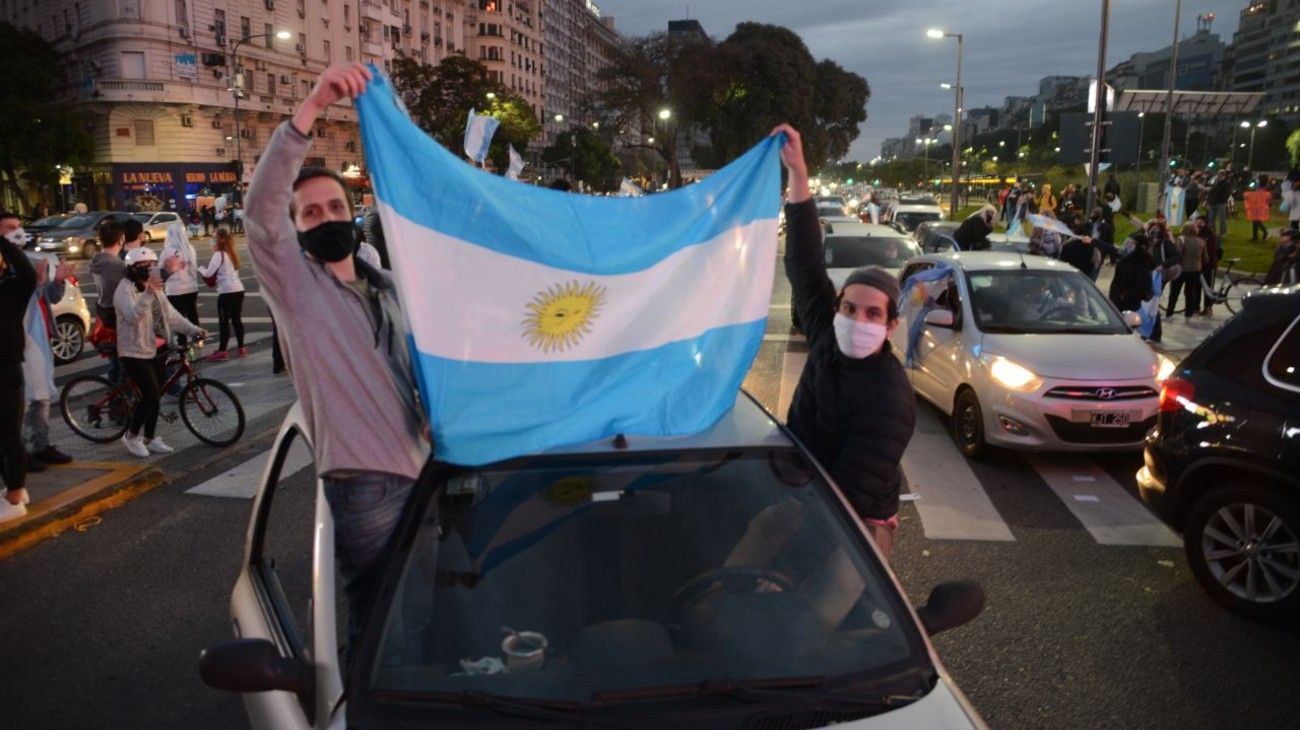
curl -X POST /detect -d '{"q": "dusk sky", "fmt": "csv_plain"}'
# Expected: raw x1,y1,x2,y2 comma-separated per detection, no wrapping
593,0,1249,163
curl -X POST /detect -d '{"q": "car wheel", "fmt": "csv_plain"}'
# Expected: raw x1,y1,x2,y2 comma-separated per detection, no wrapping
141,231,152,243
952,388,989,458
51,316,86,365
1183,484,1300,620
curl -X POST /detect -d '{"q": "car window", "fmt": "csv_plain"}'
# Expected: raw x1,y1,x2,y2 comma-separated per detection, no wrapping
251,427,319,658
159,213,178,222
58,214,100,229
824,236,920,269
816,203,847,218
130,213,153,223
1207,316,1293,392
368,449,932,706
900,262,934,285
966,269,1126,334
1264,317,1300,393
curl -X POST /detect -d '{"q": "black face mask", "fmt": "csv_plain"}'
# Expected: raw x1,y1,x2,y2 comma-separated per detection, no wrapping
297,220,356,263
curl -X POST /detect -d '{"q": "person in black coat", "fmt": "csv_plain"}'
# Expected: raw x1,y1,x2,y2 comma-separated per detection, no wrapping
1109,234,1156,312
1,213,37,522
952,205,996,251
774,124,917,563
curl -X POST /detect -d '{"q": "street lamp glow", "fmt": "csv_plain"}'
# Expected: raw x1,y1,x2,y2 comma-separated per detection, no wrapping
275,30,292,40
554,113,563,123
940,82,952,89
592,121,599,129
1240,121,1251,128
1138,112,1145,118
658,108,671,120
943,124,952,131
1257,120,1268,128
647,136,655,144
485,92,496,99
927,28,945,39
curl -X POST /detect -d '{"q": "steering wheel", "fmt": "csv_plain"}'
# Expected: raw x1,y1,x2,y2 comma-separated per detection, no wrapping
1040,304,1077,320
667,566,796,626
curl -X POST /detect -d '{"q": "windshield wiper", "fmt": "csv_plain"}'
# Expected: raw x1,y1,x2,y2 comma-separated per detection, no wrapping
592,676,925,712
381,690,633,728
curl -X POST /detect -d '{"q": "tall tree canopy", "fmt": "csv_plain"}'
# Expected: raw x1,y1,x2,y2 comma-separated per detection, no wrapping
390,55,540,174
541,128,621,191
0,22,94,213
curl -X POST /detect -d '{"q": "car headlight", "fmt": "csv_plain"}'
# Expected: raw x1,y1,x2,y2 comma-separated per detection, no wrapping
984,355,1044,392
1155,354,1177,382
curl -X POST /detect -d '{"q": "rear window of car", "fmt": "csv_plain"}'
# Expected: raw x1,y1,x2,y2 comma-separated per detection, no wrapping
1206,316,1293,392
1264,316,1300,393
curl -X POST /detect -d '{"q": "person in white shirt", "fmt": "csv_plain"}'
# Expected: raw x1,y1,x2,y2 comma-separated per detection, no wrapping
200,227,247,361
159,222,200,326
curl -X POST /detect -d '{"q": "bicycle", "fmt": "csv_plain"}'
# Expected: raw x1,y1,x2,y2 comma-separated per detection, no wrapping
60,336,246,447
1200,257,1263,315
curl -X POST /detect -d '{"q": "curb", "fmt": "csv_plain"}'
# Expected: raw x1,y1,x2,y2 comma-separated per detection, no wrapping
0,463,167,560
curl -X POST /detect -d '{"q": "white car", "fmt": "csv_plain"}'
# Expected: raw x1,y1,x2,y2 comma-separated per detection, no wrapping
130,211,185,242
823,222,922,291
888,196,945,233
890,252,1175,457
25,251,93,364
201,398,988,728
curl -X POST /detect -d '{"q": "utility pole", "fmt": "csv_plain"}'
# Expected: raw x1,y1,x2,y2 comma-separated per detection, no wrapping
1156,0,1183,212
1086,0,1111,215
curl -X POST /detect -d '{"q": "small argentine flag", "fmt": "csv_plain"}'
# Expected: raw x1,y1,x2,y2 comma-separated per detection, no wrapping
506,143,525,180
357,70,782,466
463,107,500,164
1163,185,1185,227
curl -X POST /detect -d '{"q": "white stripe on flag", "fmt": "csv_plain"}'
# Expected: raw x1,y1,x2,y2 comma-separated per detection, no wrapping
381,203,778,364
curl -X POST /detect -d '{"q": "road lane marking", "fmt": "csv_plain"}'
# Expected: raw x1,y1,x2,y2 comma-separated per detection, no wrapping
1027,455,1181,547
901,405,1016,542
186,440,314,499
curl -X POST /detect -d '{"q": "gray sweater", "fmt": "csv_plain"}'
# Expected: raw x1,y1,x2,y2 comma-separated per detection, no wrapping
245,121,426,481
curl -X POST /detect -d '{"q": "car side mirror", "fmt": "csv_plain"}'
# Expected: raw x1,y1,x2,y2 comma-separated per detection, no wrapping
199,639,311,694
923,309,956,328
916,581,985,635
1121,310,1142,328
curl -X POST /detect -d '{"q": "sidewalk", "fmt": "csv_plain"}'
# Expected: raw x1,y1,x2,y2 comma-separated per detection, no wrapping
1092,264,1223,359
0,334,297,557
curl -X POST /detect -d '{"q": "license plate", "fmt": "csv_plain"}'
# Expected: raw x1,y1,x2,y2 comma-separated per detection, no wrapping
1090,412,1131,428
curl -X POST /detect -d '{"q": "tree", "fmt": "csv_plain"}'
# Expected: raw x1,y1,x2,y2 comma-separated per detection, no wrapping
389,55,540,174
542,128,621,191
0,22,94,214
1287,129,1300,167
812,59,869,166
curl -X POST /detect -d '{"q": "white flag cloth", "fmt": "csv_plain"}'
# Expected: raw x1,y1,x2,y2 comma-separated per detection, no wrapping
463,108,500,164
618,178,644,197
507,144,525,180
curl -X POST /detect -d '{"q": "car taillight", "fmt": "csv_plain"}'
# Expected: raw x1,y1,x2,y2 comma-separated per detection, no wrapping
1159,377,1195,413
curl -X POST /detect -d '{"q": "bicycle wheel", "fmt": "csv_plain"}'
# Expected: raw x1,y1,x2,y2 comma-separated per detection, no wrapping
1224,276,1264,314
61,375,133,443
179,378,245,447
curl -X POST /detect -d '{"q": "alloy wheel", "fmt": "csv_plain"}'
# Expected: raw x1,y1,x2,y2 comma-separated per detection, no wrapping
51,319,84,363
1201,502,1300,604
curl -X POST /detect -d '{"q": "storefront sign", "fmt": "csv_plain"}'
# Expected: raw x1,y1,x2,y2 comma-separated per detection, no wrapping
122,171,175,185
174,53,198,80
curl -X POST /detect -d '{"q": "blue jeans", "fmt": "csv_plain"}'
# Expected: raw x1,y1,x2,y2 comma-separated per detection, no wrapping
323,472,415,664
1207,204,1228,237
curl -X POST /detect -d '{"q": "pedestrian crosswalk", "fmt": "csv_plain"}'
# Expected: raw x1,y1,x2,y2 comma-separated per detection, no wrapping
775,347,1180,549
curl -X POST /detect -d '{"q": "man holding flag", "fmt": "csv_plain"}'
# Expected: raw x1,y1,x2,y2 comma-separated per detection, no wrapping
777,124,916,563
244,63,427,655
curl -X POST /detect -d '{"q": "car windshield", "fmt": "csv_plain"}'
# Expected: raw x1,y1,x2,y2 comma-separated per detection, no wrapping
58,214,100,229
368,449,931,706
816,203,847,217
130,213,155,223
966,269,1128,334
825,235,919,269
32,216,69,227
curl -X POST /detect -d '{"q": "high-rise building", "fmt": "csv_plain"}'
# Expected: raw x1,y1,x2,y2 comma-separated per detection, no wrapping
1227,0,1300,124
1,0,465,212
464,0,543,121
1107,27,1226,92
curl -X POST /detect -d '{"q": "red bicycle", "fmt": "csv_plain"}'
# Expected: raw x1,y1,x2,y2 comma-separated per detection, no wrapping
60,336,246,447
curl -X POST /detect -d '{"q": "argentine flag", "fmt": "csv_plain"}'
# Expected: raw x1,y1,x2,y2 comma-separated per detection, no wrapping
356,71,782,466
1163,185,1186,227
463,108,500,164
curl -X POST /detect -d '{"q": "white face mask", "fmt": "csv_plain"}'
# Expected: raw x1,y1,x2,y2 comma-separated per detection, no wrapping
3,227,25,246
833,313,887,359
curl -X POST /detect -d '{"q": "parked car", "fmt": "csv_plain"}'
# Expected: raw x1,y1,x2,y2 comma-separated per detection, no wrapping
201,395,988,729
25,252,93,364
890,252,1175,457
130,211,185,242
21,214,71,247
1137,284,1300,620
915,221,961,253
823,221,922,291
31,211,134,258
887,196,945,233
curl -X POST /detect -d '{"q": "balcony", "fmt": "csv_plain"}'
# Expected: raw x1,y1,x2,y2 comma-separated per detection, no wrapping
97,80,166,93
360,0,385,22
362,40,385,58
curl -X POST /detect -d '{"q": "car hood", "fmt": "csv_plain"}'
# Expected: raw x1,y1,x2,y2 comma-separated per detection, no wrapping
38,228,93,241
833,677,982,728
980,332,1155,381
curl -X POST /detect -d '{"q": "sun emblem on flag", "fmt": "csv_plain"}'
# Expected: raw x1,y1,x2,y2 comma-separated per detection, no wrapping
522,280,608,352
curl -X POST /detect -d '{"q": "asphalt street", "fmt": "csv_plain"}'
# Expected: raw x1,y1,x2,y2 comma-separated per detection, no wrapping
0,235,1296,729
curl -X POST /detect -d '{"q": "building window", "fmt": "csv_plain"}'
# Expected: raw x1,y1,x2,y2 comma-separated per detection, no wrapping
120,51,146,79
213,9,226,37
302,79,311,97
240,15,250,39
267,73,276,96
323,39,331,59
264,23,274,48
133,119,155,145
343,4,350,23
299,32,307,51
345,45,353,61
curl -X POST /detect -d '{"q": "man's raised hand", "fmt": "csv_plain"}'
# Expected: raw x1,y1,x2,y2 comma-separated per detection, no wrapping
294,63,373,135
770,123,810,204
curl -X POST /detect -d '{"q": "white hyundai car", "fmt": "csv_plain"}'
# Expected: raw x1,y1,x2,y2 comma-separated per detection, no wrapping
201,398,988,728
891,252,1175,457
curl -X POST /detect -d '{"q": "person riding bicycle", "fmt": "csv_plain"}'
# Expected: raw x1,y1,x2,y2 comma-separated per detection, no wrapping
113,247,207,458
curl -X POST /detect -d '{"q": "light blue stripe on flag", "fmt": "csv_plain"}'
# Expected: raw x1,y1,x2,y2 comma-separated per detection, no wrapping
356,68,782,465
463,107,499,164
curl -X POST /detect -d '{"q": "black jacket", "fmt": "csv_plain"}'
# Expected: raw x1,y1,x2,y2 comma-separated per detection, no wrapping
784,200,916,521
1,239,37,364
952,214,993,251
1109,245,1156,312
1207,177,1232,205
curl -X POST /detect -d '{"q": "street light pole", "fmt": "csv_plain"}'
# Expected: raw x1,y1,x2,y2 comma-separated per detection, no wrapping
1086,0,1111,214
231,30,290,205
929,28,963,217
1156,0,1183,211
1247,120,1267,169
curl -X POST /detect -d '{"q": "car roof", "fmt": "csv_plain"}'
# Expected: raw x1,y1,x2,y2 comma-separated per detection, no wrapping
914,250,1075,273
535,392,791,458
826,221,912,238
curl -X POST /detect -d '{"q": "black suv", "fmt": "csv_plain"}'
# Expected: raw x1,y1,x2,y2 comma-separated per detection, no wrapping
1138,285,1300,620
